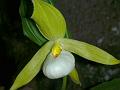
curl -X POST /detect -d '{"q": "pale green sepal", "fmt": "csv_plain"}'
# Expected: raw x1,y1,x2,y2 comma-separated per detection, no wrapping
60,38,120,65
69,68,81,85
31,0,66,40
10,41,54,90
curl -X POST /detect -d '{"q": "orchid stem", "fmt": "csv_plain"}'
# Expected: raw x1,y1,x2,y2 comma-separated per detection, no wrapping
61,76,67,90
61,29,69,90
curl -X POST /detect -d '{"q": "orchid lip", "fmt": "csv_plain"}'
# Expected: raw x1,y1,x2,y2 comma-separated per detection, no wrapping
43,50,75,79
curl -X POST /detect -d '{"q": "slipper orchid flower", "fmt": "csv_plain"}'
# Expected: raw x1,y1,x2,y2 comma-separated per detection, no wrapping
10,0,120,90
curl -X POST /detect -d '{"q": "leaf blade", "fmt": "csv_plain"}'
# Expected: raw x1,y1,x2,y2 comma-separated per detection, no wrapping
19,0,47,46
22,18,47,46
90,78,120,90
60,38,120,65
19,0,27,17
19,0,33,18
10,41,54,90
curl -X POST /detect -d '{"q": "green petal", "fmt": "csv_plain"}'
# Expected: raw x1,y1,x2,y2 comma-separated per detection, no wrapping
59,38,120,65
31,0,66,40
10,41,54,90
69,68,81,85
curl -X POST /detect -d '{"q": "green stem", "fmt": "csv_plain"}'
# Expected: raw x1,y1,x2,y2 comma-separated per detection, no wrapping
65,30,69,38
61,76,67,90
60,29,69,90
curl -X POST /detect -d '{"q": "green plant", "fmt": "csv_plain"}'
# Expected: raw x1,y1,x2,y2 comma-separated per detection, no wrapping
10,0,120,90
90,78,120,90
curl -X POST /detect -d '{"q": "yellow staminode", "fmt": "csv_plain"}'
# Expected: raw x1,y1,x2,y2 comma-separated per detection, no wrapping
52,42,62,57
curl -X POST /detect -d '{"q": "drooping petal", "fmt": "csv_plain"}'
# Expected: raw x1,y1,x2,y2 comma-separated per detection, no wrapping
31,0,66,40
43,50,75,79
69,68,81,85
59,38,120,65
10,41,54,90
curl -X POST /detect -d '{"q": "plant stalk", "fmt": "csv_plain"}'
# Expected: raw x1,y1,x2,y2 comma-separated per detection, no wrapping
61,76,67,90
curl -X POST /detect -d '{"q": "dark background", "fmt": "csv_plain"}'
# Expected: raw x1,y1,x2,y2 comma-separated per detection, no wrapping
0,0,120,90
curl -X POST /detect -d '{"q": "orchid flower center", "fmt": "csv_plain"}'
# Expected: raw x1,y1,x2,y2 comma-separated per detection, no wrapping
52,41,62,58
42,41,75,79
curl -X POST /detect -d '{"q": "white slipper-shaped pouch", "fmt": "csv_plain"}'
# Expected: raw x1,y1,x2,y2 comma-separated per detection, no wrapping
43,50,75,79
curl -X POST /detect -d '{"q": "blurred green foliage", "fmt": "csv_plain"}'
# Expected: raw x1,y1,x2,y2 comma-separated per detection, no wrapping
91,78,120,90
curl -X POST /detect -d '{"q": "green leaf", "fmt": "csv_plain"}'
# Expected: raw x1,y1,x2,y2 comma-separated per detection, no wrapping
19,0,47,46
19,0,27,17
59,38,120,65
90,78,120,90
19,0,33,17
31,0,66,40
22,18,47,46
69,68,81,85
10,41,54,90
